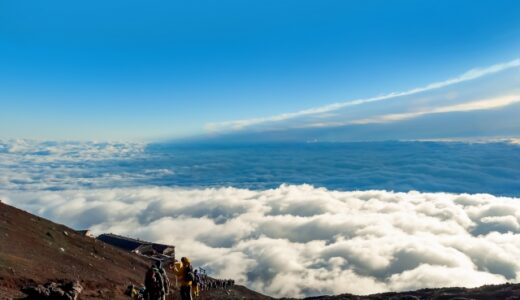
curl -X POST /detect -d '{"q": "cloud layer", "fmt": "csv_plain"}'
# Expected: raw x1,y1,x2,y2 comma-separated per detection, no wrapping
2,140,520,297
3,185,520,297
205,58,520,133
196,58,520,146
2,139,520,196
0,139,153,190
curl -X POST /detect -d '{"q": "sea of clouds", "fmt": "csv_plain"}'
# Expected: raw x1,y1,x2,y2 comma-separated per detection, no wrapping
0,139,159,190
3,186,520,297
2,139,520,297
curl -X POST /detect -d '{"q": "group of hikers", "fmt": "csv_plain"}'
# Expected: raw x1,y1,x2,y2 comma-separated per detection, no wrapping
201,278,235,291
126,256,235,300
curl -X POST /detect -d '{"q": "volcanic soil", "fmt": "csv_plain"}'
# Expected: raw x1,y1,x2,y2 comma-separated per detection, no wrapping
0,201,271,300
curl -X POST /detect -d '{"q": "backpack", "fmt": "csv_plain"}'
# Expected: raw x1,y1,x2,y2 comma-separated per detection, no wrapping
145,267,163,292
158,268,170,294
193,272,200,285
184,265,195,282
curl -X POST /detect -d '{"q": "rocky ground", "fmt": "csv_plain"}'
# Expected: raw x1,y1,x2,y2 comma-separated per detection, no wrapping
2,200,520,300
0,201,271,300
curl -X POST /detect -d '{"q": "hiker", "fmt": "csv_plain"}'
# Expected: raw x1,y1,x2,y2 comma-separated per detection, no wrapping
155,261,170,299
125,284,145,300
144,262,165,300
193,269,201,297
172,257,194,300
199,274,206,292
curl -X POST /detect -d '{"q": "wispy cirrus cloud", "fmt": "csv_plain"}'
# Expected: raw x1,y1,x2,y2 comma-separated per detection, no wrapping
303,93,520,127
205,58,520,133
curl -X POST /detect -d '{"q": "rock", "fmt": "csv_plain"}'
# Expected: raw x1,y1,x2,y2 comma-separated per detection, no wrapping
63,231,69,237
65,281,83,300
21,281,83,300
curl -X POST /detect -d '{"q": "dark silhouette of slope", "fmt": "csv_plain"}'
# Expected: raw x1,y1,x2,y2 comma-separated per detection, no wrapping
288,284,520,299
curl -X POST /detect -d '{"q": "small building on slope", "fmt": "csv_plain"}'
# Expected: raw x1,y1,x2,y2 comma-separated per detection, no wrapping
97,233,175,262
77,229,94,238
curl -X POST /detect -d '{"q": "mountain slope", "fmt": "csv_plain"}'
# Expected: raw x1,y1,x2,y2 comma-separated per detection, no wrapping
0,200,150,299
0,201,271,300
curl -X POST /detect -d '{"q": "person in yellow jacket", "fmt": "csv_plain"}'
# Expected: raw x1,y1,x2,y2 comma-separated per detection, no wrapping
171,257,193,300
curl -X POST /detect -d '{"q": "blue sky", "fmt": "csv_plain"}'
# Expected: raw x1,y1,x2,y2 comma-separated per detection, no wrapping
1,0,519,140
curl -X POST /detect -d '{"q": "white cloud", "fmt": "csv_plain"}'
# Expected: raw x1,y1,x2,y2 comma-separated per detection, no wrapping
205,58,520,132
387,264,505,291
348,94,520,125
2,140,520,297
0,139,155,190
3,185,520,297
0,139,145,162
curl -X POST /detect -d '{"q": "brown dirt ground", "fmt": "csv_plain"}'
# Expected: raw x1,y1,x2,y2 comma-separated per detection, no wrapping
0,201,271,300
